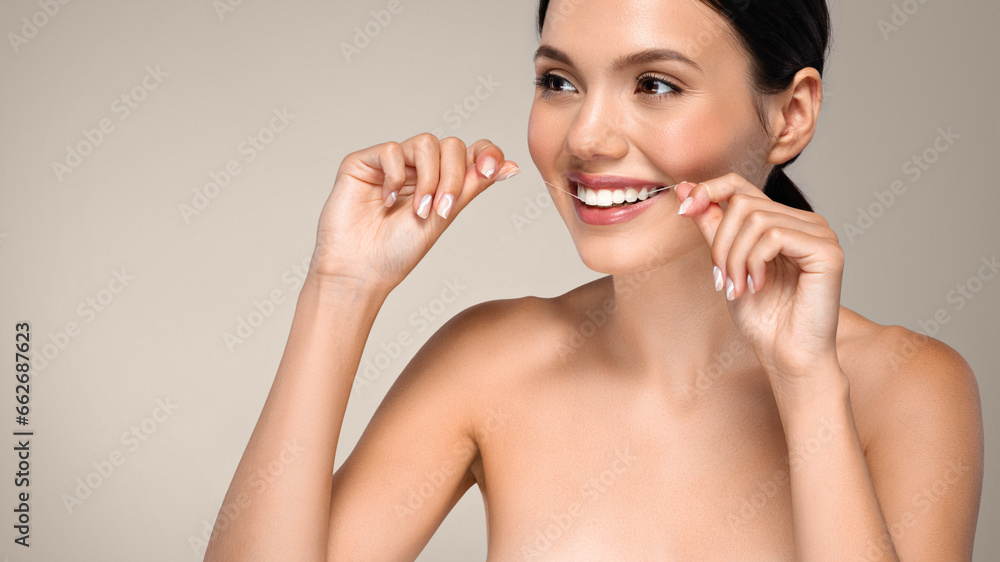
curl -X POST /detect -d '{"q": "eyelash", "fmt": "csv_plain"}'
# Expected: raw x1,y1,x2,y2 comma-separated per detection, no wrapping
532,71,682,99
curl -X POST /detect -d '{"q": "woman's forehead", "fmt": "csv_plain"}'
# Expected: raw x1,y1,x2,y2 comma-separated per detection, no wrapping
539,0,742,71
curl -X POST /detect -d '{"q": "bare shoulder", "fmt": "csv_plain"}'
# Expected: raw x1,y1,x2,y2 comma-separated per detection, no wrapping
423,290,571,393
835,305,983,459
834,311,984,557
836,306,981,408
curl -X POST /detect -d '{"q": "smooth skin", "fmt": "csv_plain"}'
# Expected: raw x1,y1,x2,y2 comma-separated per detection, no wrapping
204,0,984,560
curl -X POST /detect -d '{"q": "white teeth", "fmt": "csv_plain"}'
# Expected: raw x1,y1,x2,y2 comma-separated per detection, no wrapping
576,184,663,207
574,183,668,207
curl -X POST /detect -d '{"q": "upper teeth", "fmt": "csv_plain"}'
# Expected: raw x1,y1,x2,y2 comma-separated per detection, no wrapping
576,185,657,207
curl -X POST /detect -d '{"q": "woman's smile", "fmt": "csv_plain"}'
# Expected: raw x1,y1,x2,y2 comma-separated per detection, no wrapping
567,170,676,224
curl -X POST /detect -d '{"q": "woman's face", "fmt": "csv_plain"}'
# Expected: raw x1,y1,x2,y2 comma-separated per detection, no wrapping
528,0,773,275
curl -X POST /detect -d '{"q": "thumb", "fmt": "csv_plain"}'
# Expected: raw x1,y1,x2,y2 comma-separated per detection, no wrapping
451,160,520,214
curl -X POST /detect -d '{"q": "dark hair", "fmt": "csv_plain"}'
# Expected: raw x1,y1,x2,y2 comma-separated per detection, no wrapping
536,0,831,212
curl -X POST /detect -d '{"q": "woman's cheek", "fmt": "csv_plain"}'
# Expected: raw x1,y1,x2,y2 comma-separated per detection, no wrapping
638,120,716,180
526,104,556,173
641,115,744,180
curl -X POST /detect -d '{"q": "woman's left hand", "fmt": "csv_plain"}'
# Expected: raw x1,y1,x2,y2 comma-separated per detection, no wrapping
675,173,846,389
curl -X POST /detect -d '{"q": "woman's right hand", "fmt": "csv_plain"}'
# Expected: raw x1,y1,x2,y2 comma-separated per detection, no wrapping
309,133,519,295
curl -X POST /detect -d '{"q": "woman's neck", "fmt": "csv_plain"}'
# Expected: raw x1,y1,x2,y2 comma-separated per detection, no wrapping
601,247,761,400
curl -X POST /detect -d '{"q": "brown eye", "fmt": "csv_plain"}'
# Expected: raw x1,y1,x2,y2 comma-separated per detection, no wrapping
534,72,576,93
636,74,680,97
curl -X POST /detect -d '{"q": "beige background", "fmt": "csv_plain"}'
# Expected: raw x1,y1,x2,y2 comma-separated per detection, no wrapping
0,0,996,560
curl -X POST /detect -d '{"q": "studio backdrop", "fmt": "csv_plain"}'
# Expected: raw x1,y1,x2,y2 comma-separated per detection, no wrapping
0,0,997,560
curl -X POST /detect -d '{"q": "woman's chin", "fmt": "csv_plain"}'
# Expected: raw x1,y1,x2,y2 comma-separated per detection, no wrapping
573,242,667,276
571,234,703,277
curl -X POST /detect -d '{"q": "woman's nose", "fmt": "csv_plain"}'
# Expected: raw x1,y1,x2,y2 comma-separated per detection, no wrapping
564,95,629,161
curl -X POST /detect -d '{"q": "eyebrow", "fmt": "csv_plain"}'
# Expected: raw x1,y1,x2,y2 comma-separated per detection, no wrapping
533,45,702,73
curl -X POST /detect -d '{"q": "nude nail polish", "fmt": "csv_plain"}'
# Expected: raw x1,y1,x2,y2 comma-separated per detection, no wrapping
481,157,497,179
437,194,453,219
417,194,432,218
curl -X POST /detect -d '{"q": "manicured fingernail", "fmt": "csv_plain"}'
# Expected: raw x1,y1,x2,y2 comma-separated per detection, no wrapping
713,266,724,292
725,277,735,301
384,190,397,208
747,273,755,294
678,196,693,215
496,167,521,181
480,156,497,179
417,194,432,218
437,194,453,219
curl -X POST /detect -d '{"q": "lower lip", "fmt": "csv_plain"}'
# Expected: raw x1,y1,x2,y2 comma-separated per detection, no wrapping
571,184,670,226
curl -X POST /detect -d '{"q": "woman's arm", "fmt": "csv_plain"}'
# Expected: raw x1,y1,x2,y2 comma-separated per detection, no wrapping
770,327,982,561
676,173,983,560
203,273,387,560
204,133,519,560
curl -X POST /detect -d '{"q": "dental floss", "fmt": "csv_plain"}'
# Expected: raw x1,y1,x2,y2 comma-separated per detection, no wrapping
517,169,678,202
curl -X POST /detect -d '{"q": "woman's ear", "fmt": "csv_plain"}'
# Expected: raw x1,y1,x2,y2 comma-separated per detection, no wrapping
765,67,823,166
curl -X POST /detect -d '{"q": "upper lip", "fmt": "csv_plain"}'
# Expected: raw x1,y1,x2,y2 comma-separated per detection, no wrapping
565,170,667,190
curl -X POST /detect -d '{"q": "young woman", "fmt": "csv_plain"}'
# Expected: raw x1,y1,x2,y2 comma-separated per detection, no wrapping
206,0,984,559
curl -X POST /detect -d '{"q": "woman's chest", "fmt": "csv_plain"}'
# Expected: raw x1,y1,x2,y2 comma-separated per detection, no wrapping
472,375,799,559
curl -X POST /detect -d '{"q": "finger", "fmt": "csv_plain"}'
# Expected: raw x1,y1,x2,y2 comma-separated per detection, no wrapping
466,139,506,180
723,211,835,299
713,194,834,293
674,173,770,246
742,227,845,304
675,172,770,212
449,157,520,219
402,133,441,218
494,160,521,181
433,136,467,220
375,142,408,206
